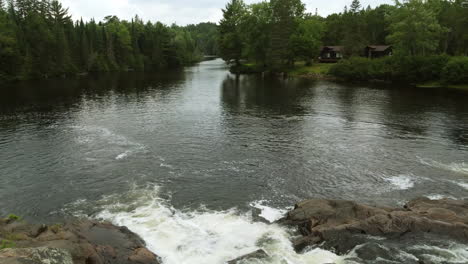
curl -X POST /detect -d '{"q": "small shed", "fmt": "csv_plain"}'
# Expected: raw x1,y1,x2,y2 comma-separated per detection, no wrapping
365,45,392,59
319,46,344,63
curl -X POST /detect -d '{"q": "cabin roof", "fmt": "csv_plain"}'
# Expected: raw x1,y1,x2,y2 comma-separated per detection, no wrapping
322,46,344,52
367,45,392,52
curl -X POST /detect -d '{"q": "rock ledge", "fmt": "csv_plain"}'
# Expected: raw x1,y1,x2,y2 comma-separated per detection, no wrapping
280,197,468,251
0,218,160,264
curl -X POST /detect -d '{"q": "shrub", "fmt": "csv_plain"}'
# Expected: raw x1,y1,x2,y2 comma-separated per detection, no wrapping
0,239,15,249
330,55,450,83
329,57,371,81
7,214,21,221
392,55,449,83
442,57,468,84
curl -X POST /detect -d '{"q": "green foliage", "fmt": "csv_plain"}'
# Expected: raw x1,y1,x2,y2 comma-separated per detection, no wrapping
386,0,447,56
219,0,323,71
0,0,210,81
240,2,272,65
269,0,305,67
329,57,372,81
185,22,219,56
219,0,246,65
288,62,332,76
391,55,449,82
7,214,21,221
329,55,450,83
442,57,468,84
0,239,16,249
290,17,324,64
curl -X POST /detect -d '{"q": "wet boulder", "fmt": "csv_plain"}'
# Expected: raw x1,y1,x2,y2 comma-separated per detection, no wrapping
227,249,269,264
0,218,160,264
280,197,468,251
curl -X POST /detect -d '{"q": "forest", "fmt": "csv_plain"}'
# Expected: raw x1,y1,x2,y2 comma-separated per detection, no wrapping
0,0,218,81
1,0,467,84
218,0,468,84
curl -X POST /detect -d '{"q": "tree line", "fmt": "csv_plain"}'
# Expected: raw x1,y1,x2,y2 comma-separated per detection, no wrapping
0,0,218,81
218,0,468,71
1,0,466,82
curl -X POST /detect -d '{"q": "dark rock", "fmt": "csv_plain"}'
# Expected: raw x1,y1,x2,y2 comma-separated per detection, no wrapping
281,198,468,251
128,248,159,263
0,219,160,264
227,249,269,264
31,225,48,238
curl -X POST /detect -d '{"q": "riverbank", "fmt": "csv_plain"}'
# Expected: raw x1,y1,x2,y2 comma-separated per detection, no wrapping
0,218,160,264
327,55,468,89
287,63,335,80
229,62,335,80
2,197,467,263
229,56,468,90
281,197,468,253
416,81,468,90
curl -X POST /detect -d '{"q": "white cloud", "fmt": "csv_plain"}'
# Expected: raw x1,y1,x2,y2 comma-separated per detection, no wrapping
60,0,393,25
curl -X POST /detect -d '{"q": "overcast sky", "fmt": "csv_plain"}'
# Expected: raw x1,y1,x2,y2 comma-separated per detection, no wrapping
60,0,393,25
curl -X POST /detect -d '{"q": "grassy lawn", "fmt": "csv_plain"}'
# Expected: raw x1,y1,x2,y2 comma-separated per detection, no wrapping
288,62,333,76
416,82,468,90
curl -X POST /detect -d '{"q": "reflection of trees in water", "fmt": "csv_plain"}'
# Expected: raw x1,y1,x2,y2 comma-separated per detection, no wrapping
441,91,468,147
381,87,468,145
0,71,186,113
220,74,323,204
335,84,359,126
379,87,433,138
0,71,187,133
220,73,316,116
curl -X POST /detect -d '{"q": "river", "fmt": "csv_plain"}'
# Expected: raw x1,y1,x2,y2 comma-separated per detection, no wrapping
0,59,467,263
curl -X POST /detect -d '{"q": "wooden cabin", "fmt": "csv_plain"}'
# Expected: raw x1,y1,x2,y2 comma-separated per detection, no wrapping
319,46,344,63
365,45,392,59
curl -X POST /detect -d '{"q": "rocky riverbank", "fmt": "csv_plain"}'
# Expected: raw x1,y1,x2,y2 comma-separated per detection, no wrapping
280,197,468,252
1,197,467,264
0,218,160,264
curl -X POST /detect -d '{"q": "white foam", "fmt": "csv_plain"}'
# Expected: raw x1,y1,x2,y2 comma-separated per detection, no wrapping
116,151,131,160
384,175,415,190
95,187,346,264
409,244,468,263
456,182,468,190
425,194,457,200
71,125,146,161
160,163,174,169
250,201,288,223
419,158,468,175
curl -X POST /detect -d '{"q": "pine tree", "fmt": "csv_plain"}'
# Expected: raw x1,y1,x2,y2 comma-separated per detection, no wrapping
79,19,89,71
48,0,71,24
218,0,246,66
269,0,305,68
350,0,361,13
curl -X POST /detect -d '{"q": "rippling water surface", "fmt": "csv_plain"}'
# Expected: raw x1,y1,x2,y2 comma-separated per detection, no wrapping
1,59,468,263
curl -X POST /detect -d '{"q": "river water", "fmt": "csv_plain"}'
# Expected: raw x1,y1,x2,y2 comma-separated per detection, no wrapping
0,59,467,263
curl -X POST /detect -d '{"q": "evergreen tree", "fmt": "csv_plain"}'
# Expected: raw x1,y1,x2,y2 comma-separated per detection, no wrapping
2,0,468,81
48,0,70,24
218,0,246,66
350,0,361,13
269,0,305,67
